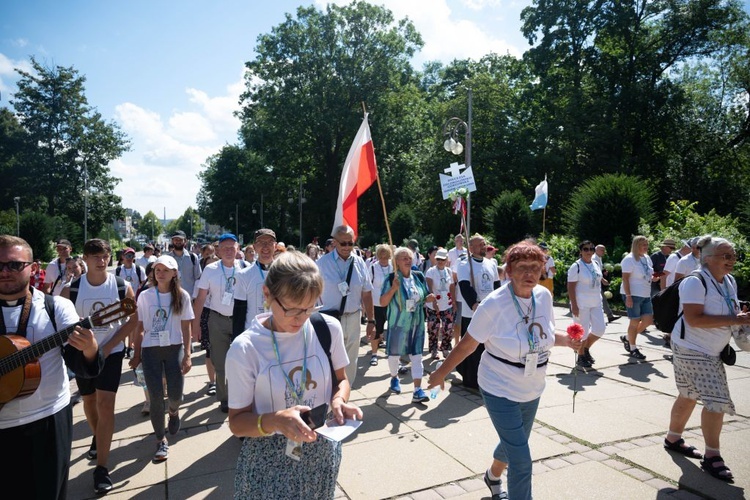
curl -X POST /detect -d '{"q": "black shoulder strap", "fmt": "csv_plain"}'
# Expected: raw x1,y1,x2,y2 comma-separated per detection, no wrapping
680,272,707,339
69,277,82,305
44,293,57,332
337,260,355,316
310,312,338,392
136,265,143,280
115,266,121,276
190,253,197,266
115,275,127,301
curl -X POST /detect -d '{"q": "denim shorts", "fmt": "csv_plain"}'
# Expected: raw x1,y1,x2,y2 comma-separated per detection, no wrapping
621,295,653,319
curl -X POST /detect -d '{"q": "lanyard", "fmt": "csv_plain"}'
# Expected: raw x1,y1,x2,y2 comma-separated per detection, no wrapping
582,260,598,288
220,261,236,289
509,283,536,351
154,290,172,329
638,256,650,280
708,272,735,314
269,317,308,405
335,253,352,282
256,260,267,280
380,264,391,278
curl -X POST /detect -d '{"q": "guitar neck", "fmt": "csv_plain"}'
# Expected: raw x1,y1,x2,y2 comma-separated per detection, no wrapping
0,317,93,377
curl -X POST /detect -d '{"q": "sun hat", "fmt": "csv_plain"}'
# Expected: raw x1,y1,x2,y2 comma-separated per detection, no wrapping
436,248,449,260
659,238,676,249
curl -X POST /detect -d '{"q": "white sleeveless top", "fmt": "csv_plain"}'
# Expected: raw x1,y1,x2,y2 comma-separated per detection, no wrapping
72,274,126,352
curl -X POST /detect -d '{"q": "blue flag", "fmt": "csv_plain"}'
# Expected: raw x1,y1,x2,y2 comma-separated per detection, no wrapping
529,176,548,211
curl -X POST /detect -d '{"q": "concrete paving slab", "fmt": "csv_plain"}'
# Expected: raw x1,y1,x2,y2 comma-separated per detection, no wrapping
534,461,660,499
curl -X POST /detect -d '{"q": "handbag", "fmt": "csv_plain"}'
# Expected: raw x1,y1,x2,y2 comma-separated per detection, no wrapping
320,259,354,321
720,343,736,365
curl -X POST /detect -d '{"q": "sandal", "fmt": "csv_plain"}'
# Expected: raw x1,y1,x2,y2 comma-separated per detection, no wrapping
369,355,378,366
700,455,734,482
663,438,702,459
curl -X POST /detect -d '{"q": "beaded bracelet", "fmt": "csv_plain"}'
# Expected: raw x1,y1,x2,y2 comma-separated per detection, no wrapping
257,413,271,437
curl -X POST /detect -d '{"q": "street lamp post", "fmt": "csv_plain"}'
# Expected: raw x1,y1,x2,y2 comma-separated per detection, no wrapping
228,204,238,236
288,179,306,248
252,194,264,228
13,197,20,236
442,88,473,236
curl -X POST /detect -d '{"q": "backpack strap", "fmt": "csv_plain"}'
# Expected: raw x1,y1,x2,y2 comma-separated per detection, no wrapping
680,272,707,339
310,312,338,393
115,275,127,301
70,276,126,303
136,265,143,281
69,277,82,305
115,265,121,276
44,292,57,332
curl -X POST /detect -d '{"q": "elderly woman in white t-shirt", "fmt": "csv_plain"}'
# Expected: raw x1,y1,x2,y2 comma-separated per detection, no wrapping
619,235,657,360
567,240,605,368
663,235,750,483
428,241,581,500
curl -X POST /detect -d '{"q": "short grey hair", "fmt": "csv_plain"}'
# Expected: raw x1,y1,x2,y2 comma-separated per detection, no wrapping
331,225,355,239
697,235,733,266
393,246,414,263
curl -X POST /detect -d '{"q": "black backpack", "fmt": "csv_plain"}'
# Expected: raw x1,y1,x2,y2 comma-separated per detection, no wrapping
652,272,705,333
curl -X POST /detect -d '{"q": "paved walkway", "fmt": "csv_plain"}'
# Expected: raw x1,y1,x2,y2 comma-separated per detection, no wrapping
67,306,750,499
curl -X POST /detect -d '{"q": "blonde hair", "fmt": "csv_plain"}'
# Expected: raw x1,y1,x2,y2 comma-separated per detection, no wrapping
265,251,323,303
393,246,414,264
630,235,649,256
375,244,393,260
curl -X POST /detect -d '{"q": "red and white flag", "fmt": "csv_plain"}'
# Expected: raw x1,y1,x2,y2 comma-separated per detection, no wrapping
333,114,378,239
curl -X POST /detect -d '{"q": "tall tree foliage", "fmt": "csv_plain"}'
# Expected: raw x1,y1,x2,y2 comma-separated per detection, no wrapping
10,57,130,241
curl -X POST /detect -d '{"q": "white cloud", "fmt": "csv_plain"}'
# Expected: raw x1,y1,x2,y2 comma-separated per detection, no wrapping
0,53,35,95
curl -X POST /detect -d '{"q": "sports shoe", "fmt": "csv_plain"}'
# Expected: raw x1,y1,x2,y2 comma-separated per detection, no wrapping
620,335,631,352
483,470,508,500
87,436,97,460
629,348,646,360
369,355,378,366
397,364,409,375
576,355,592,368
412,388,429,403
663,334,671,349
93,465,113,494
584,348,595,364
141,401,150,416
389,376,401,394
153,440,169,462
220,401,229,413
168,411,180,435
207,383,217,396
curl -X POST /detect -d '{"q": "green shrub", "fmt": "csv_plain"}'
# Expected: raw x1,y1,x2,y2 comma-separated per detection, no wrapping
389,203,417,244
564,174,656,249
483,190,535,247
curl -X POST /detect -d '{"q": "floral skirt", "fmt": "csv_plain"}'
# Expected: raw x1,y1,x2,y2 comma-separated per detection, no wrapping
672,342,735,415
235,434,342,499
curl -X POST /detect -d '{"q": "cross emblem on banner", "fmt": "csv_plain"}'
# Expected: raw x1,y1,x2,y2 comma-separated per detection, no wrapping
444,162,466,177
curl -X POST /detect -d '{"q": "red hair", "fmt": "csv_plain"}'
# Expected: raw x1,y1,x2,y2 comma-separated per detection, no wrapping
504,241,545,267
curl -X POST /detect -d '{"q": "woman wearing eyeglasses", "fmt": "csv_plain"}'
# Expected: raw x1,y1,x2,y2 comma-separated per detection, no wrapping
566,240,606,368
664,235,750,482
226,251,363,499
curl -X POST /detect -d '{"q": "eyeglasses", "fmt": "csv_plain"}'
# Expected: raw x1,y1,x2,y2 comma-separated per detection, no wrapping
581,247,595,252
124,253,135,258
0,261,33,272
711,253,737,262
274,298,323,317
336,240,355,247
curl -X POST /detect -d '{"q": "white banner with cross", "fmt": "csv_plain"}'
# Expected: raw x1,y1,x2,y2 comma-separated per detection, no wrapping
439,162,477,200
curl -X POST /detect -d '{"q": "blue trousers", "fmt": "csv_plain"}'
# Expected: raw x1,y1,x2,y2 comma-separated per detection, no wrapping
481,389,540,500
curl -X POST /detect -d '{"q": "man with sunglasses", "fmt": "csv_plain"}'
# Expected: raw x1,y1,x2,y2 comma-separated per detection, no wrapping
44,238,72,295
316,225,375,387
233,228,278,339
0,235,103,499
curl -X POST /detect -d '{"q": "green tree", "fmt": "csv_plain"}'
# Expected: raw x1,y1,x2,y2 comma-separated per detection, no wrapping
10,57,130,237
140,211,163,243
483,190,535,247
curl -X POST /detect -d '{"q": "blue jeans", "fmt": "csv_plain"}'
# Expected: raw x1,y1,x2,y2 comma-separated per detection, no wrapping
481,390,540,500
142,344,185,441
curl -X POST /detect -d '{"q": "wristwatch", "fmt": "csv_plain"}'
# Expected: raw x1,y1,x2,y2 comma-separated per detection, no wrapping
367,319,375,324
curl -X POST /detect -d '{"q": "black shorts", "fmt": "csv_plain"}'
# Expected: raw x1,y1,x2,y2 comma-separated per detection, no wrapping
76,350,125,395
373,306,387,338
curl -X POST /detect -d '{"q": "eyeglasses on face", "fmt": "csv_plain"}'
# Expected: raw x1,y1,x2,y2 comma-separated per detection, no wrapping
336,240,355,247
274,298,322,317
581,247,595,252
0,261,33,272
711,253,737,262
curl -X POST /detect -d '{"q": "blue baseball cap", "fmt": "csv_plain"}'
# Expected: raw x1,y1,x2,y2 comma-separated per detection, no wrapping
218,233,238,243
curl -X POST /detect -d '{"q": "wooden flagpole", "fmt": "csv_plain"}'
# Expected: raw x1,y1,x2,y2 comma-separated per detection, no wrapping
362,102,393,248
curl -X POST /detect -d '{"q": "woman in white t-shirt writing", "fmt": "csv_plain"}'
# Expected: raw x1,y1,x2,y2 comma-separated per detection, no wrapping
428,241,581,500
663,235,750,482
619,235,657,360
567,240,606,368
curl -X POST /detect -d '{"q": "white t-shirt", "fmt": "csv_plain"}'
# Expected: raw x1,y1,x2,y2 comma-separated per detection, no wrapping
225,312,349,414
117,264,147,292
196,260,243,317
663,252,683,287
43,258,66,296
136,255,156,269
567,259,603,308
672,270,736,356
543,256,556,278
70,274,129,352
675,254,701,278
369,260,392,307
619,253,652,298
425,265,453,311
137,287,195,348
0,291,81,428
234,261,271,329
448,247,467,273
457,257,500,318
469,284,556,402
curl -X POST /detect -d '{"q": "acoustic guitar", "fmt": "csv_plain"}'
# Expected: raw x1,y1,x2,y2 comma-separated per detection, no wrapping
0,298,137,404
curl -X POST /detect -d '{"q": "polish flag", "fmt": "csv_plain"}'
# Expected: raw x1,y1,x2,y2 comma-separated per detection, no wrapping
333,114,378,239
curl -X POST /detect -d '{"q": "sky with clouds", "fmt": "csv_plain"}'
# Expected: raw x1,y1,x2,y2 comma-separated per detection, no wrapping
1,0,533,224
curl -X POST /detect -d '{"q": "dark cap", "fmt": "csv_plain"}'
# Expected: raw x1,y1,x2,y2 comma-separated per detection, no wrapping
254,228,277,241
56,239,72,248
171,230,187,239
408,239,419,248
325,238,334,247
538,241,549,250
218,233,238,243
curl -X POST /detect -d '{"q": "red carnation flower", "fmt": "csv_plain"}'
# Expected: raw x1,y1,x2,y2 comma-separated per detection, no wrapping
567,323,584,340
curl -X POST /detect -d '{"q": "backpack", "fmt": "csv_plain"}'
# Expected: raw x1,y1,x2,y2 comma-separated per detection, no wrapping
69,276,128,305
116,265,144,282
652,272,706,333
309,312,338,393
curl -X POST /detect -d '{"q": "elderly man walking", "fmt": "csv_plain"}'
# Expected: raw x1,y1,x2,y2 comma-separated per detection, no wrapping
316,225,375,387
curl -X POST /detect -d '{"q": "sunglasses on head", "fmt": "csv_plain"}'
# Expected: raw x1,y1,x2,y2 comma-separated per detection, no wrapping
0,261,33,272
337,240,355,247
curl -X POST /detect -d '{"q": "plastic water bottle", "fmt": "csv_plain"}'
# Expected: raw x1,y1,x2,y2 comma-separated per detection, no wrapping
134,365,145,387
430,362,443,399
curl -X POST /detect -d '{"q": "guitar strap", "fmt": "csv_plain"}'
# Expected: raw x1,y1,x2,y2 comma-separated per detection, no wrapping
0,289,34,337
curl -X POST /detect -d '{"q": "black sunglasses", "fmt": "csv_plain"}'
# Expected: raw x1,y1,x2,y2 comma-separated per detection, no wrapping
336,240,355,247
581,247,595,252
0,261,33,272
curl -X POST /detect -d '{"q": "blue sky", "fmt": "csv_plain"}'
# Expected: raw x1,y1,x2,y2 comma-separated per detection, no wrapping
1,0,533,221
